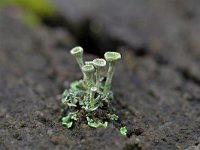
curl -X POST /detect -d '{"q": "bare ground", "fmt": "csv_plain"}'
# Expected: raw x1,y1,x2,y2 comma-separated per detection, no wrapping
0,1,200,149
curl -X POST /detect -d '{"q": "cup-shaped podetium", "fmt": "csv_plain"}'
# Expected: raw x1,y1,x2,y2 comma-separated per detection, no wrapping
89,86,97,109
70,46,84,69
104,51,121,94
82,64,95,88
85,61,94,65
92,58,106,90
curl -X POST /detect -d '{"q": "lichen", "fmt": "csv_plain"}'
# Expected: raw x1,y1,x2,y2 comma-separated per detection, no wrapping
120,127,127,136
61,47,126,135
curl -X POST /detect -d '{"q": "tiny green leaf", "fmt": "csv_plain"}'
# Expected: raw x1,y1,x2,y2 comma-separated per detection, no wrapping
120,127,127,136
102,121,108,128
62,112,77,128
70,81,81,90
108,114,119,121
86,117,100,128
86,117,108,128
70,112,78,120
62,117,73,128
61,90,69,104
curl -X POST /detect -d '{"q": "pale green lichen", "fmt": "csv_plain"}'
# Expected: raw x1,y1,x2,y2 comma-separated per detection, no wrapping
89,87,97,110
61,46,123,134
120,126,127,136
86,117,108,128
70,47,84,69
82,64,95,88
104,52,121,93
92,58,106,90
62,112,77,128
108,113,119,121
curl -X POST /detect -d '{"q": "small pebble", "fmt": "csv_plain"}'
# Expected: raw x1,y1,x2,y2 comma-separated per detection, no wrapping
47,129,53,136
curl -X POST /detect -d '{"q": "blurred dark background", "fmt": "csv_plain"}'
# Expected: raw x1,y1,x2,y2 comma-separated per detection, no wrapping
1,0,200,57
1,0,200,81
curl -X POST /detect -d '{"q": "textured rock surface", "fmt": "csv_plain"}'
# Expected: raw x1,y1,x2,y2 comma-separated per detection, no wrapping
0,1,200,149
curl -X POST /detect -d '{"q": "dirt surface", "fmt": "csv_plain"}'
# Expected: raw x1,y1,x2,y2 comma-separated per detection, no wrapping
0,1,200,149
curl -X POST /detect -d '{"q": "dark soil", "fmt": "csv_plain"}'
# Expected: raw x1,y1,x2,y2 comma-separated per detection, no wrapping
0,1,200,149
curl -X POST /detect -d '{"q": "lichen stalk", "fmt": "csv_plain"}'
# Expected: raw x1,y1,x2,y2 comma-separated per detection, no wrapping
95,68,100,90
83,71,94,88
89,87,97,109
76,56,84,69
104,61,116,94
70,46,84,69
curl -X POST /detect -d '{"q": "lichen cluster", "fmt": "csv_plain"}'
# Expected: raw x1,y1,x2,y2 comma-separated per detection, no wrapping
61,46,126,135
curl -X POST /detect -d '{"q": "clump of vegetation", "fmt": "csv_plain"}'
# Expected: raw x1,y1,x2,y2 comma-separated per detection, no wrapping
0,0,56,26
120,126,128,136
61,46,127,135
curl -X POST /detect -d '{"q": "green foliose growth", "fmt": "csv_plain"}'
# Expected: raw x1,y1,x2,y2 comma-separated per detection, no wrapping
108,113,119,121
62,112,77,128
120,127,128,136
61,46,124,135
86,117,108,128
